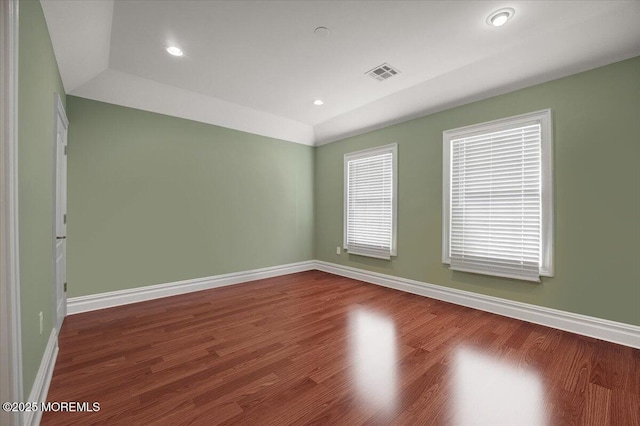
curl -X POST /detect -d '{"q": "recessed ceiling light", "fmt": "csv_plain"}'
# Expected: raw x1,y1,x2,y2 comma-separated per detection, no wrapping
314,27,330,37
313,99,324,106
487,8,515,27
166,46,183,57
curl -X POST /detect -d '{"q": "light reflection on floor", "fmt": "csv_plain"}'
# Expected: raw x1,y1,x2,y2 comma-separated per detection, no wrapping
452,346,547,426
348,308,398,414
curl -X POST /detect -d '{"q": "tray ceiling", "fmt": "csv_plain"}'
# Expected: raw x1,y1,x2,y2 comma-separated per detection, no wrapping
41,1,640,145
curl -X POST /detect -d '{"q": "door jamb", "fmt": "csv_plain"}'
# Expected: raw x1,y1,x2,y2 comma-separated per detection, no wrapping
52,92,68,332
1,1,24,424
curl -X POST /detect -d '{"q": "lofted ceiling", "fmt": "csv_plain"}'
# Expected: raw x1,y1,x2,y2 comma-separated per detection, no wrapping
41,1,640,146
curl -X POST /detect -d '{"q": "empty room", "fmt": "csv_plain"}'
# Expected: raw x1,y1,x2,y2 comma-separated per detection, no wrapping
2,0,640,425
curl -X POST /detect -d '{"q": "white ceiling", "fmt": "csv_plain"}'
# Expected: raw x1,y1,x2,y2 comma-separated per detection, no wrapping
41,1,640,146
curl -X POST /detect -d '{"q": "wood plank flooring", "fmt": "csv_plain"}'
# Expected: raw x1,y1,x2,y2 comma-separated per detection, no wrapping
42,271,640,425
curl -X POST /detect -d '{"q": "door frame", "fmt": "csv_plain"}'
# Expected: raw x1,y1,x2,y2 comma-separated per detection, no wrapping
53,92,68,332
0,0,24,424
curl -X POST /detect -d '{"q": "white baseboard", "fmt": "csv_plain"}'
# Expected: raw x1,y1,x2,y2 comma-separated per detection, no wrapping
315,261,640,349
24,328,58,426
67,260,316,315
65,259,639,349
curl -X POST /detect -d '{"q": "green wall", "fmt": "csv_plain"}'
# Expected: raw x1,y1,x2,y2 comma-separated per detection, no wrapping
315,56,640,326
66,96,314,297
18,0,66,397
14,0,638,409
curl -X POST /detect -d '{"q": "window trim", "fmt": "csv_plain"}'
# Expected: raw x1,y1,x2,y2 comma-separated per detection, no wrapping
442,109,554,278
343,143,398,258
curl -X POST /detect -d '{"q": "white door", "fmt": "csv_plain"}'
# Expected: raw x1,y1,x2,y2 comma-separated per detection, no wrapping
54,94,68,331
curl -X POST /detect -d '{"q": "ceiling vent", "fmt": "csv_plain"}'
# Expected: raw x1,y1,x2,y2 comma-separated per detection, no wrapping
366,63,401,81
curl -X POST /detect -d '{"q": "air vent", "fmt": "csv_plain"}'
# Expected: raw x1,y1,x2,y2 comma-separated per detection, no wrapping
365,63,400,81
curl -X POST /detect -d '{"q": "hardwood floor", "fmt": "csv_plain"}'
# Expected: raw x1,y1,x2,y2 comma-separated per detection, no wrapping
42,271,639,425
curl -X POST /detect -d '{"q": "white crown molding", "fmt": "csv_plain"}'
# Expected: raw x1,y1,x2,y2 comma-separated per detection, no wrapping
24,329,58,426
71,69,315,146
67,260,316,314
315,261,640,349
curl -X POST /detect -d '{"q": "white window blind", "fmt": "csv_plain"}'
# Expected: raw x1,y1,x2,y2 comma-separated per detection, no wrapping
443,110,553,282
344,144,397,259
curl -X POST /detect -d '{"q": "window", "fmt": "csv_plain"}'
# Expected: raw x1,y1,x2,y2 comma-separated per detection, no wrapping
442,110,553,281
344,144,397,259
